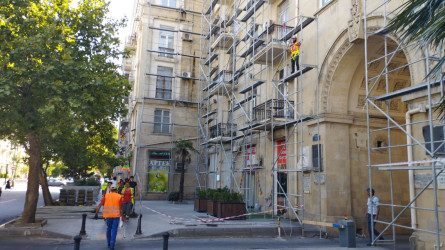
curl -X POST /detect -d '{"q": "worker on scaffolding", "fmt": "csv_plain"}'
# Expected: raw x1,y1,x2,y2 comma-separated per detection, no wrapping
289,37,301,74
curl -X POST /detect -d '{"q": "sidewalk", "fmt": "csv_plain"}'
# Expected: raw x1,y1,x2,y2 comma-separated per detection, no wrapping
0,200,409,249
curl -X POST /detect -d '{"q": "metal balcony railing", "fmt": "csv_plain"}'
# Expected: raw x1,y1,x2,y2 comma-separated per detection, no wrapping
210,123,237,138
252,99,294,121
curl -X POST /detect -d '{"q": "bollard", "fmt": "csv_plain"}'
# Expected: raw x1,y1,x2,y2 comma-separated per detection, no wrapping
163,232,170,250
338,220,356,248
80,213,87,235
74,235,82,250
135,214,143,235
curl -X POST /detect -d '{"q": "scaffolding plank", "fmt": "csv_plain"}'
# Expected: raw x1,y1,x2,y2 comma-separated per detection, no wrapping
240,0,265,22
373,77,444,101
282,65,315,82
240,40,265,58
205,0,219,15
201,110,217,119
206,25,220,39
202,81,218,91
238,81,264,94
280,17,315,41
232,95,255,111
273,116,313,129
204,54,218,66
226,9,243,27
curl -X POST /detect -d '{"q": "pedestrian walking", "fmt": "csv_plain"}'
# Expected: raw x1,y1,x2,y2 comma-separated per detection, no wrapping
95,184,122,250
288,37,301,74
117,179,124,194
101,180,108,196
129,176,138,195
365,188,384,246
5,179,11,190
103,181,113,196
121,181,134,221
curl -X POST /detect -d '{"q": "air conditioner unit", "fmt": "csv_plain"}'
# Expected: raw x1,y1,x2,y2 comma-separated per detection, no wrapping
175,162,187,171
182,71,192,78
181,33,193,41
263,20,273,31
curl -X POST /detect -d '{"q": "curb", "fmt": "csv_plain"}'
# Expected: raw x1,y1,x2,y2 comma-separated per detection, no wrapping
0,227,73,239
145,226,319,239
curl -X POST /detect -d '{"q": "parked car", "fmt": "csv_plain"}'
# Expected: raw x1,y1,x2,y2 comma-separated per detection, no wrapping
48,178,65,187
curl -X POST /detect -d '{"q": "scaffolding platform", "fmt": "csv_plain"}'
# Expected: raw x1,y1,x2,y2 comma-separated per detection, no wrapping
238,81,265,94
282,65,315,82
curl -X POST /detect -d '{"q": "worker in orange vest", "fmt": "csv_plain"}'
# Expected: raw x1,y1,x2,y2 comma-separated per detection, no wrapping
95,184,122,250
289,37,301,74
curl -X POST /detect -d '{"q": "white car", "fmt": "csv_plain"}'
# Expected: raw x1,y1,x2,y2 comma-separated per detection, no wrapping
48,178,65,187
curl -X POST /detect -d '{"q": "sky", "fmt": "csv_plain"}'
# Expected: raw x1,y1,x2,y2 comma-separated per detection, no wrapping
107,0,135,54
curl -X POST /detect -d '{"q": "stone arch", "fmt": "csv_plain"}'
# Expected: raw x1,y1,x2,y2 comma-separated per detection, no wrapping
318,15,425,113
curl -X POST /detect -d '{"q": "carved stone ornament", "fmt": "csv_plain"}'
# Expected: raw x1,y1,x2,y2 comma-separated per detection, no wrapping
348,0,363,42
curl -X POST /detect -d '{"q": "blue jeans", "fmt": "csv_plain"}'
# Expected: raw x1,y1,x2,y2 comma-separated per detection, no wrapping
106,217,120,248
367,214,383,243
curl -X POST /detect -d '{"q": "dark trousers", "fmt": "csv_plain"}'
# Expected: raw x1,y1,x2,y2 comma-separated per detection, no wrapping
106,217,120,248
367,214,383,243
291,55,299,73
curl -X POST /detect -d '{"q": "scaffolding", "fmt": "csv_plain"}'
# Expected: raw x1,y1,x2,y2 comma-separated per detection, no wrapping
120,0,204,198
364,1,444,248
198,0,322,234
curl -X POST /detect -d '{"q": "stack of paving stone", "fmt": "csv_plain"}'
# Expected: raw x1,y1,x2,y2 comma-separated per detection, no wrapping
86,190,94,206
77,190,85,206
67,189,75,206
59,189,67,206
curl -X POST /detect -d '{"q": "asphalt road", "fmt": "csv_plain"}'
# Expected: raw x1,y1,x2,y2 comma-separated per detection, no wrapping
0,236,399,250
0,180,61,224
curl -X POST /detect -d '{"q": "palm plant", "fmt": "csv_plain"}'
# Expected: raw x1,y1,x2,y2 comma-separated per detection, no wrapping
384,0,444,77
173,139,197,202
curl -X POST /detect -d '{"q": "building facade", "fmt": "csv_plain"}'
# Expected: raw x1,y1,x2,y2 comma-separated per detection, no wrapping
120,0,203,200
122,0,444,248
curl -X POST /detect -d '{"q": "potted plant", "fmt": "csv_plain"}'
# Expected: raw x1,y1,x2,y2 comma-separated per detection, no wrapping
194,189,207,212
217,192,246,219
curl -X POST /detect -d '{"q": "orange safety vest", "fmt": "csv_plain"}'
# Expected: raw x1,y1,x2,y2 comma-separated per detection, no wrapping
103,192,121,218
290,42,300,60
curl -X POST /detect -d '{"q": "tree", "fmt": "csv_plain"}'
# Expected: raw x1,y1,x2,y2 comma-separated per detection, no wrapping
173,140,197,202
385,0,444,77
0,0,130,223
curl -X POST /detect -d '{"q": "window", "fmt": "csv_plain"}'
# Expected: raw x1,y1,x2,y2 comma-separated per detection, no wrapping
159,26,174,58
161,0,176,8
156,66,173,99
320,0,331,7
154,109,170,134
278,1,289,39
312,144,323,171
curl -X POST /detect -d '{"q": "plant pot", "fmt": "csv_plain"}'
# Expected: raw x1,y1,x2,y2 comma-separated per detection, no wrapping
217,202,246,219
207,200,217,216
194,198,207,212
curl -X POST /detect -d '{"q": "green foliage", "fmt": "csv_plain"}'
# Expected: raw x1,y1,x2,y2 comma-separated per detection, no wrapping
385,0,445,77
196,189,207,199
74,177,100,186
205,187,243,203
167,191,180,201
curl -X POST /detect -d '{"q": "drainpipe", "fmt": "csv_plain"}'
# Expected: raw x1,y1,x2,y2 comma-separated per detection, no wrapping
405,104,427,229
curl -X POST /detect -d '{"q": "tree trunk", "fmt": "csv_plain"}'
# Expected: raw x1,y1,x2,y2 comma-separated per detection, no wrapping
179,160,185,202
39,164,53,206
21,133,41,223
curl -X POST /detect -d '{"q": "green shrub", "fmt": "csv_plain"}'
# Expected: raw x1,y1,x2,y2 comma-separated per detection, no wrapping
196,189,207,199
167,191,180,201
74,178,100,186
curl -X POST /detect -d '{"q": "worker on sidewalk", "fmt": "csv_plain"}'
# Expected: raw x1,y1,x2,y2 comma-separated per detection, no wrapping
365,188,384,246
95,184,122,250
121,181,134,222
289,37,301,74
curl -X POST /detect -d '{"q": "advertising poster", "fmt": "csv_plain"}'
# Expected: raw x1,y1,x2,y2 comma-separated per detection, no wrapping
148,151,170,192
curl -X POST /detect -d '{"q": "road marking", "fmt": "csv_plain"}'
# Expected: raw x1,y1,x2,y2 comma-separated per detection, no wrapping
0,199,17,204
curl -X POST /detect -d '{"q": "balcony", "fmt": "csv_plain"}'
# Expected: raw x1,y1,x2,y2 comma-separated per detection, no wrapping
252,99,294,122
209,123,237,141
253,24,294,65
211,28,234,50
